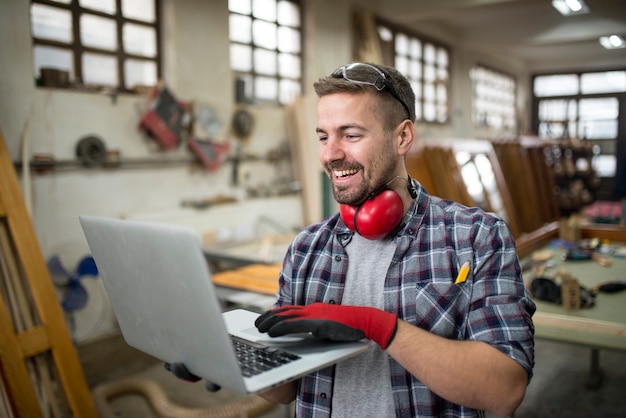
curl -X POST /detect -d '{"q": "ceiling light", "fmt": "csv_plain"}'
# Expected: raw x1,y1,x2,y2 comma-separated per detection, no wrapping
599,35,626,50
552,0,590,16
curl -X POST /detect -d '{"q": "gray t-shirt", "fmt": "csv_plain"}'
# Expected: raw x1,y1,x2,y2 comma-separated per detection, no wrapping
331,233,396,417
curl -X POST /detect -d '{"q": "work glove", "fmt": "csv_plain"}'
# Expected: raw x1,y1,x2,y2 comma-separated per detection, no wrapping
163,362,221,392
255,303,398,349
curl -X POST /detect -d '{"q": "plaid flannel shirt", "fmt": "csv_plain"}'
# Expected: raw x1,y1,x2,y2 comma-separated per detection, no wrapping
275,180,535,418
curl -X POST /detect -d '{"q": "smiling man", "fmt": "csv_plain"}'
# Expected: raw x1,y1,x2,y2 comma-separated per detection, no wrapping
257,62,536,418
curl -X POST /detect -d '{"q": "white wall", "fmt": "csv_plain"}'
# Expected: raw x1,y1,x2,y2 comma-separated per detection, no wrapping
0,0,532,342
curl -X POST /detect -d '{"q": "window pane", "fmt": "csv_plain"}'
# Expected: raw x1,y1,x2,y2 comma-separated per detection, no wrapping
437,67,448,82
122,0,155,22
278,53,300,78
277,26,300,53
437,48,448,67
395,33,408,55
279,78,300,104
230,43,252,71
538,99,577,121
33,45,73,78
409,38,421,59
437,103,447,122
579,98,619,120
83,53,117,85
579,120,618,140
123,23,156,57
409,60,421,80
437,83,447,102
229,0,251,15
125,59,157,88
424,43,435,63
31,4,72,43
415,101,422,120
253,20,277,49
80,0,115,14
255,76,277,100
254,49,277,75
411,81,421,98
424,102,435,121
461,162,485,205
395,56,408,76
581,71,626,94
81,14,117,50
253,0,276,21
424,64,435,82
230,14,251,43
277,1,299,27
534,74,579,96
424,83,435,101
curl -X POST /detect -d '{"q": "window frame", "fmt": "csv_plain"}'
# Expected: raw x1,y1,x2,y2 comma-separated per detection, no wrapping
375,17,451,124
531,68,626,200
470,63,517,132
30,0,162,93
228,0,304,106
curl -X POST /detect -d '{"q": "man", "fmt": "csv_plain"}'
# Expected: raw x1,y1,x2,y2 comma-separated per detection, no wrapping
169,62,535,417
254,63,535,417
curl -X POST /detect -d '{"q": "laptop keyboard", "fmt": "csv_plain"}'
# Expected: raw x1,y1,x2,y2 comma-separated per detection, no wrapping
230,335,301,377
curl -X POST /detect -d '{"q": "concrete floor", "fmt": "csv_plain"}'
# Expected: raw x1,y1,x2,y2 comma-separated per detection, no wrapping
80,335,626,417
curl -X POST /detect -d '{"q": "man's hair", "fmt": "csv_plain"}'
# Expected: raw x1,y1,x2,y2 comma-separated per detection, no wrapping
313,62,416,129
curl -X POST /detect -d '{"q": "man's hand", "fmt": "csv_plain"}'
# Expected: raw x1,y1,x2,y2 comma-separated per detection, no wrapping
163,362,221,392
255,303,398,349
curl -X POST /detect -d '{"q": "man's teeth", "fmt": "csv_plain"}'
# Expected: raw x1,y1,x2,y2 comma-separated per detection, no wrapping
334,169,358,178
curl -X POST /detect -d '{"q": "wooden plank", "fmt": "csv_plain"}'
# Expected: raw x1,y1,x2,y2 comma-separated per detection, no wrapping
0,130,97,417
212,263,281,295
581,224,626,241
17,326,51,357
534,312,626,337
0,289,41,417
406,147,437,195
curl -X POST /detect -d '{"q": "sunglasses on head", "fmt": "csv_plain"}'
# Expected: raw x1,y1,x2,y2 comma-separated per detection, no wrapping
332,62,412,121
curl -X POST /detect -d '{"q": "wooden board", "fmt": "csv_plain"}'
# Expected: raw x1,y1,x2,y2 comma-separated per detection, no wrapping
0,130,97,417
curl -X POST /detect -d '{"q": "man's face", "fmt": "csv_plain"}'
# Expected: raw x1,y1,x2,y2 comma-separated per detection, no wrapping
316,92,400,206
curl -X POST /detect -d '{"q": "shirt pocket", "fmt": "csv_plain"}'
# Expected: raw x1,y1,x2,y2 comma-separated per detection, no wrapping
414,281,471,339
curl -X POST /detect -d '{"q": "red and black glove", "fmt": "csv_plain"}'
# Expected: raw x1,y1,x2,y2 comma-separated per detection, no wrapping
254,303,398,349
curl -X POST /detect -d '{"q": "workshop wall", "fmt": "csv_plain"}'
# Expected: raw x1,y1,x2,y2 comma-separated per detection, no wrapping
0,0,533,343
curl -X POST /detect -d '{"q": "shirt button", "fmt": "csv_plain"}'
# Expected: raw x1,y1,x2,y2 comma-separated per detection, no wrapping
334,255,341,261
321,393,327,399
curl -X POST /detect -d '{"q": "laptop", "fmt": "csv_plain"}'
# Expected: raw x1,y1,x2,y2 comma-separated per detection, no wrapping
79,215,368,395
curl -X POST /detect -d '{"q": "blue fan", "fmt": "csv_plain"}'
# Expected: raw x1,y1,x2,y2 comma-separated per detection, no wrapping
47,255,99,312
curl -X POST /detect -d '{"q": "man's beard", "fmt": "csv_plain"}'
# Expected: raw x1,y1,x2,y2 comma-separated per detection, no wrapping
327,151,397,206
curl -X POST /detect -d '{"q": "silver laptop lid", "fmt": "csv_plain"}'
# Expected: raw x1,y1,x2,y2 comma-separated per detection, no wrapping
79,215,247,393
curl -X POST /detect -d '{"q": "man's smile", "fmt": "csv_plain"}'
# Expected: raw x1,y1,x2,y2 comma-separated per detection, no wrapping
333,168,359,178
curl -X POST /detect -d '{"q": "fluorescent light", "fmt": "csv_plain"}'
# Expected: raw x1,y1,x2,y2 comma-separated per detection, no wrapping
552,0,590,16
599,35,625,49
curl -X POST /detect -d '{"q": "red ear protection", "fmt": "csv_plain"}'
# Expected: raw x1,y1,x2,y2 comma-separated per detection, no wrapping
339,190,404,240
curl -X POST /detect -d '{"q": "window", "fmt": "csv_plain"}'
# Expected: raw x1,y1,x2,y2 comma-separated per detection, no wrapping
30,0,160,92
470,65,516,131
533,70,626,178
376,21,450,123
228,0,302,105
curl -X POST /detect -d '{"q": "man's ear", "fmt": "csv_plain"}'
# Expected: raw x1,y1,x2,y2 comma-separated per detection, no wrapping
397,120,415,155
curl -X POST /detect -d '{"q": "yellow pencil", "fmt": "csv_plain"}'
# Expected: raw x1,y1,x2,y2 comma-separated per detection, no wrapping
454,261,470,284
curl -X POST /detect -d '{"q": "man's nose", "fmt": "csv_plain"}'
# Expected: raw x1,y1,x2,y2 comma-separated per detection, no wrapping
320,137,345,163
